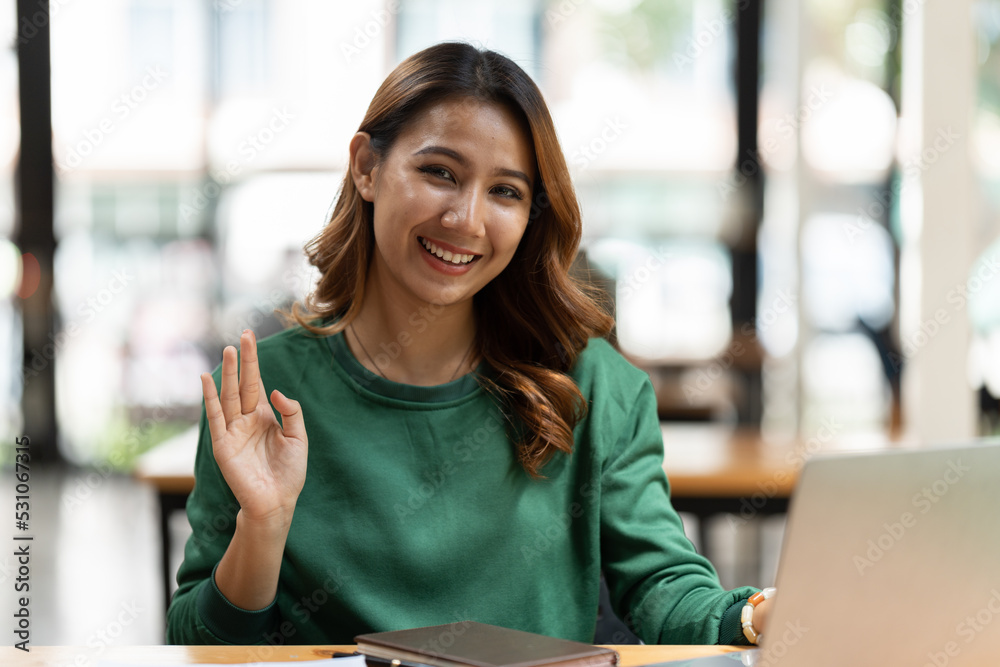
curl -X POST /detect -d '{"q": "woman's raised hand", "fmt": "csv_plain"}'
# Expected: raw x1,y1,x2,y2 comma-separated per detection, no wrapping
200,330,308,529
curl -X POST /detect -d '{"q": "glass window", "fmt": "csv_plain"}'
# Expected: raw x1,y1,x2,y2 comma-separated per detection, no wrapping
759,0,902,435
129,0,175,81
51,0,212,464
47,1,380,464
539,0,737,367
216,0,270,98
397,0,539,75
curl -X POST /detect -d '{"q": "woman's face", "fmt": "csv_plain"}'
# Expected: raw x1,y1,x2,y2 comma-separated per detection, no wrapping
354,96,537,308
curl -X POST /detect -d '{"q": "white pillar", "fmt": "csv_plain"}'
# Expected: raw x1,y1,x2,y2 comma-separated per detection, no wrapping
900,0,978,443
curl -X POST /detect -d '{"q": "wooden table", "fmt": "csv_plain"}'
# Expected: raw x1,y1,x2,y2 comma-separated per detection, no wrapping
1,644,750,666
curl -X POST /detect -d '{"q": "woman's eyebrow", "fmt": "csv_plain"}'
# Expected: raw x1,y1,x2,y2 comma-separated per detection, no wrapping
494,167,534,189
413,145,533,188
414,145,466,165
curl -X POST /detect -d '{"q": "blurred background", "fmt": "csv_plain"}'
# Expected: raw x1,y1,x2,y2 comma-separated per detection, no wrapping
1,0,999,647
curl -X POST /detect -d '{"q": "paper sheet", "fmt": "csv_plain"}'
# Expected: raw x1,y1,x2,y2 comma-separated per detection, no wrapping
97,654,365,667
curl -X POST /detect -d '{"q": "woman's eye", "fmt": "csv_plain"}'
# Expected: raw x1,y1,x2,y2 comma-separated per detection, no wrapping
418,166,522,200
418,165,454,181
492,185,523,201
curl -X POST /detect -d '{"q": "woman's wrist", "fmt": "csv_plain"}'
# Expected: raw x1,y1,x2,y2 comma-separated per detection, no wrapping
214,509,294,610
741,587,777,645
236,505,297,537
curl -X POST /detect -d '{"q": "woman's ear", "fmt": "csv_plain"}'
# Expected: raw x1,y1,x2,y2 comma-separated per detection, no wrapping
349,132,378,202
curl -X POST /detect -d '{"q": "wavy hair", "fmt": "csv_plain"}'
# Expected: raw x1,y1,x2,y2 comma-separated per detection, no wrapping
280,42,614,477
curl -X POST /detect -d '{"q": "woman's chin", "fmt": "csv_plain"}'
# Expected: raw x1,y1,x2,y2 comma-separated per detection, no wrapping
419,282,474,308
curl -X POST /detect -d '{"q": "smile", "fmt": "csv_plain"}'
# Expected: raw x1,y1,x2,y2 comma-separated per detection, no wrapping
418,237,480,265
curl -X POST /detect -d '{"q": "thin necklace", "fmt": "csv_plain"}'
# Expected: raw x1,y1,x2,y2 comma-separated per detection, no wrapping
349,323,476,383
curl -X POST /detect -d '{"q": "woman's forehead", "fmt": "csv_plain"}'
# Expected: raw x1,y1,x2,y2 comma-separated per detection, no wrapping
396,97,536,170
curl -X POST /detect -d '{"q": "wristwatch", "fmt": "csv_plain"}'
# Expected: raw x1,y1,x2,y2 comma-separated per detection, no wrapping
740,587,776,645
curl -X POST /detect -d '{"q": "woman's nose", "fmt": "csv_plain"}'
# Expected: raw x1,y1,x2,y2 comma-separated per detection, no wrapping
441,189,486,236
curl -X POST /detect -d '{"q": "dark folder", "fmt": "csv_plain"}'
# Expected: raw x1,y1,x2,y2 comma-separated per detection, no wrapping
355,621,620,667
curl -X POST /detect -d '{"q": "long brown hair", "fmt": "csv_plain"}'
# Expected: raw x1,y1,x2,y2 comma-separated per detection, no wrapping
280,42,614,477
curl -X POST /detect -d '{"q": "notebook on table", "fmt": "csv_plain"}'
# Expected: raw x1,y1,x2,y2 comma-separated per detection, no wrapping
355,621,619,667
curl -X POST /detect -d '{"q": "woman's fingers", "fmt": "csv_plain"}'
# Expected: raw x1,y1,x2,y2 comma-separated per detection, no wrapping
219,345,241,424
201,373,227,447
271,389,307,444
239,330,260,415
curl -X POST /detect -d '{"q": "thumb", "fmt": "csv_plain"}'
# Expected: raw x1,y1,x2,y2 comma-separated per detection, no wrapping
270,389,307,443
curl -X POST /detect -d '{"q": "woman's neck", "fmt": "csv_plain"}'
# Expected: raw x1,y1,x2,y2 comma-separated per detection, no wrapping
347,267,478,387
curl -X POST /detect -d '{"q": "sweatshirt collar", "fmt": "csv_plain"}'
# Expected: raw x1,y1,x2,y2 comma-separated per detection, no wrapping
326,329,487,403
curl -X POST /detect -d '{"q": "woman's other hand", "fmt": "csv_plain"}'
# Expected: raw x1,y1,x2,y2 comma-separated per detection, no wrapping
201,329,308,530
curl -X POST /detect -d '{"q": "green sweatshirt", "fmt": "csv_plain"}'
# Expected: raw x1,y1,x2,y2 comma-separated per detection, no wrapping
165,325,758,646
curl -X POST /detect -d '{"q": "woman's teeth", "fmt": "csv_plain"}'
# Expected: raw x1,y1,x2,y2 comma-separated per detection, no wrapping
420,237,476,265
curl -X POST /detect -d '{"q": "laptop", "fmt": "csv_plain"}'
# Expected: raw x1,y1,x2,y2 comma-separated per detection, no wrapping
656,441,1000,666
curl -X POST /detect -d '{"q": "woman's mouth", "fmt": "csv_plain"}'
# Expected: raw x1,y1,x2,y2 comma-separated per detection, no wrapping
418,236,481,266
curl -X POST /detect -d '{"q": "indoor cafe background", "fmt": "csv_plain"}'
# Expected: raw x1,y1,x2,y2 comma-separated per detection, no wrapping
2,0,1000,646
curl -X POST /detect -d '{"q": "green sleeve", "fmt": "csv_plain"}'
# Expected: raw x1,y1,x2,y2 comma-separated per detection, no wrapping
598,377,759,644
165,366,283,645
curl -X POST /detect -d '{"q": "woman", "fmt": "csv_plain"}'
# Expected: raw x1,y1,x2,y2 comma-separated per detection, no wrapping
166,41,773,646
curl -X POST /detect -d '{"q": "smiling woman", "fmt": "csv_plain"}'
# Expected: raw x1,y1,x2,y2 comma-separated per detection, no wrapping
166,42,769,648
282,43,615,471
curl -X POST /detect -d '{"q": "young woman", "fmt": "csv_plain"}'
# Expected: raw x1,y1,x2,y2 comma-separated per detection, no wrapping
166,41,773,646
